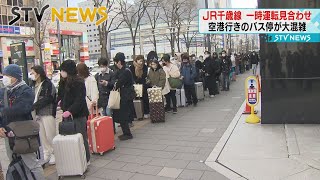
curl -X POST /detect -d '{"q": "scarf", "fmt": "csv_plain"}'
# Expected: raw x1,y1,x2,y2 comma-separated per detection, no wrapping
7,80,26,92
133,61,143,79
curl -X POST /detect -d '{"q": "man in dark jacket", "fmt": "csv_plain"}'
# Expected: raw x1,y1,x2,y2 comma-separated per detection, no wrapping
95,57,115,117
113,52,135,141
180,53,198,106
250,51,259,75
203,51,218,97
0,64,45,179
221,50,232,91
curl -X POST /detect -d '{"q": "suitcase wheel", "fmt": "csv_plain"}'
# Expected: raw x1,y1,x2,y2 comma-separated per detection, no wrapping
100,152,104,156
81,175,86,179
58,176,64,180
113,146,116,150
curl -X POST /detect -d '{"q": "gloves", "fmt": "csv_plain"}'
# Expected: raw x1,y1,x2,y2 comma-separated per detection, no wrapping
62,111,72,118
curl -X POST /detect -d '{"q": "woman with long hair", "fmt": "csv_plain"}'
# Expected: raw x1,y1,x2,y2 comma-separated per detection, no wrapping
30,65,57,165
57,60,90,163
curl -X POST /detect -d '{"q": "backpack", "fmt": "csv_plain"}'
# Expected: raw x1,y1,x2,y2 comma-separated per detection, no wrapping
6,155,35,180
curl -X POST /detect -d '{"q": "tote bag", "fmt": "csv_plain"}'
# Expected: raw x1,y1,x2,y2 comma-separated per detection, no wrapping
107,88,120,109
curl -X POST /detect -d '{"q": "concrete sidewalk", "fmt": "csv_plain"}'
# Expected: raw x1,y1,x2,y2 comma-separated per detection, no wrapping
206,96,320,179
1,72,248,180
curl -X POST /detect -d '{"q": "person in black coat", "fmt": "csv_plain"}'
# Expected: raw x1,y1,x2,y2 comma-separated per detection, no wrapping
220,50,232,91
57,60,90,162
129,55,150,119
113,52,135,141
203,51,218,97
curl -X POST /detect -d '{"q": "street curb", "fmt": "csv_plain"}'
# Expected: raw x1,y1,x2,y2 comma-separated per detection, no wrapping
205,100,247,180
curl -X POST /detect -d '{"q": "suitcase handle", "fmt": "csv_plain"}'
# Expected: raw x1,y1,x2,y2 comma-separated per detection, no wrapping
90,105,100,119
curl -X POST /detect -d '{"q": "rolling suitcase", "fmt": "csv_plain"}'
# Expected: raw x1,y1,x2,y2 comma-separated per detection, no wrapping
195,82,204,100
53,133,87,179
176,88,186,107
133,99,144,120
148,87,165,123
87,108,115,155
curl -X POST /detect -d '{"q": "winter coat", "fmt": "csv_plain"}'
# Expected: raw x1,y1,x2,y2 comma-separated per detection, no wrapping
203,57,218,77
147,68,166,89
84,75,99,112
95,69,115,108
0,82,34,129
251,54,259,64
58,78,89,119
180,64,197,86
221,57,232,74
113,67,135,123
129,64,148,85
163,63,181,90
32,78,57,117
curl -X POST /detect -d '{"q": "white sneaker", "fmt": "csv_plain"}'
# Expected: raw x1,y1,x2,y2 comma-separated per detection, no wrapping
210,95,215,98
144,114,149,119
48,155,55,165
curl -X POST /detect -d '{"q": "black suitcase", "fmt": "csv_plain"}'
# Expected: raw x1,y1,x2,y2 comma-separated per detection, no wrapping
150,102,165,123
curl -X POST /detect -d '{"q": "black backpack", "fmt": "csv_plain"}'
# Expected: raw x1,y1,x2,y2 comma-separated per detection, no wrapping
6,155,35,180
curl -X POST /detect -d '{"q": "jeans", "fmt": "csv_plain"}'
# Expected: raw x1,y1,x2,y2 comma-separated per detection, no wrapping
184,84,198,105
103,106,116,134
252,64,257,75
5,138,45,180
74,117,90,162
222,73,230,90
165,90,177,109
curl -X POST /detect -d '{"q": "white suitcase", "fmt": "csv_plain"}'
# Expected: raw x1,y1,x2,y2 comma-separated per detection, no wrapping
176,89,186,107
53,134,87,178
195,82,204,100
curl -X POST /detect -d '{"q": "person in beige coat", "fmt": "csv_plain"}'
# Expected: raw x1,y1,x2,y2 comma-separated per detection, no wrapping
161,54,181,114
77,63,99,114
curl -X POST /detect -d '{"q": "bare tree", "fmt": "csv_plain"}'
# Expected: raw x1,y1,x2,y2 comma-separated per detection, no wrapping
94,0,124,60
31,0,50,66
145,0,161,52
160,0,184,56
211,34,220,52
118,0,150,59
181,0,198,53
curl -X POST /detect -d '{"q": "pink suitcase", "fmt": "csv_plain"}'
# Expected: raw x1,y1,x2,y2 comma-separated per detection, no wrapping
87,109,115,155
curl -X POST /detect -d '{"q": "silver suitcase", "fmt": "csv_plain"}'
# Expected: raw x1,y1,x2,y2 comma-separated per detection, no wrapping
133,99,144,119
195,82,204,100
53,133,87,178
176,89,186,107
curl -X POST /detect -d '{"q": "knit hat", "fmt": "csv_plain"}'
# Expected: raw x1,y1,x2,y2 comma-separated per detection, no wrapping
114,52,125,62
60,60,77,76
3,64,22,81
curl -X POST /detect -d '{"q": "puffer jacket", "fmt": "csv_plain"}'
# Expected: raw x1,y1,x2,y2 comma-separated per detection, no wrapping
147,68,166,89
180,64,197,86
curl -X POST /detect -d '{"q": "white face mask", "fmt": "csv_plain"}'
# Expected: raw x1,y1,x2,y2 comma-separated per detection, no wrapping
205,54,210,58
61,71,67,78
3,76,12,87
222,54,226,57
29,74,36,81
100,67,107,73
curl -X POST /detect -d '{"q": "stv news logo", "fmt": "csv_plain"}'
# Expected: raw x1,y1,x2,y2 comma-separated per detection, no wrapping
9,5,108,26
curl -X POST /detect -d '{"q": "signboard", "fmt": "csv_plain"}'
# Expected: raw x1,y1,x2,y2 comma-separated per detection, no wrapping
49,29,83,36
10,42,28,84
0,26,20,34
245,76,259,106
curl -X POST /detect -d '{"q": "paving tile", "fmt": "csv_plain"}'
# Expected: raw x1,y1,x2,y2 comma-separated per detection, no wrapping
200,171,229,180
121,163,163,175
114,148,145,156
139,150,177,159
91,168,135,180
178,169,204,180
165,146,200,153
91,159,112,168
118,143,168,151
186,161,214,171
103,161,127,170
129,173,175,180
148,158,190,169
116,155,153,165
174,153,207,161
86,166,102,176
157,167,183,178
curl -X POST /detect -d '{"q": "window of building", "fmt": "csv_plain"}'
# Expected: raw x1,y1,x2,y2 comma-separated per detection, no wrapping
90,40,92,42
2,15,8,25
94,39,97,42
95,50,98,52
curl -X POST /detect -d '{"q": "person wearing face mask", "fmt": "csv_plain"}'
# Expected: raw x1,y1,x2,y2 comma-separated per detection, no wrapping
30,65,57,165
194,55,204,82
220,50,232,91
147,59,167,90
95,58,115,117
0,64,45,179
130,55,150,119
57,60,90,163
203,51,218,97
180,53,198,106
77,63,99,117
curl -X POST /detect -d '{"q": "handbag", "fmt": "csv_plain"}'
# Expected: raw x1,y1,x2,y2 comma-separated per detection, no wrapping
168,76,183,89
4,89,40,154
133,84,143,98
58,116,76,135
107,85,121,109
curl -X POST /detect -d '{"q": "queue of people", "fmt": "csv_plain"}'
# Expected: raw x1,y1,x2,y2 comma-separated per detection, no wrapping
0,49,257,179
